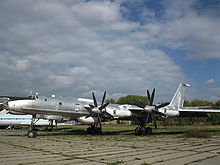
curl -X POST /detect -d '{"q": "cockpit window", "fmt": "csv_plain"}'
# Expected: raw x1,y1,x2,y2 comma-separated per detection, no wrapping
26,95,36,100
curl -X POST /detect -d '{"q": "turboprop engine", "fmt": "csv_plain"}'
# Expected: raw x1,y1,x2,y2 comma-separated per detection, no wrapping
46,115,63,122
164,110,179,117
8,110,27,115
77,116,97,125
144,105,156,112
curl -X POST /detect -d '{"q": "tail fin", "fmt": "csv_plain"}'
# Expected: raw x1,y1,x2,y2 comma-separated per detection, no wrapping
169,83,190,109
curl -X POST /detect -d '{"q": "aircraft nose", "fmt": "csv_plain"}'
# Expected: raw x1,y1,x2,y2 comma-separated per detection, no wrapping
2,101,9,110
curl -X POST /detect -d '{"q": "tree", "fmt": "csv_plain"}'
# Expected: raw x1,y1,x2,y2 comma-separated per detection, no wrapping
117,95,148,106
106,98,116,104
190,99,213,106
184,100,191,106
216,101,220,106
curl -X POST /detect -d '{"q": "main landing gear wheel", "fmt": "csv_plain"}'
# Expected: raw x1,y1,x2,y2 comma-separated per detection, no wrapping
135,127,152,135
96,127,102,134
146,127,152,135
27,130,37,138
86,126,102,135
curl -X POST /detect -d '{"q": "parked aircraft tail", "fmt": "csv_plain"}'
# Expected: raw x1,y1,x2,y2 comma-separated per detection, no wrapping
169,83,190,109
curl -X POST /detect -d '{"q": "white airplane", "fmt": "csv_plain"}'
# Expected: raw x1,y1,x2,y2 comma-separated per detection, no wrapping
0,109,56,129
1,83,220,137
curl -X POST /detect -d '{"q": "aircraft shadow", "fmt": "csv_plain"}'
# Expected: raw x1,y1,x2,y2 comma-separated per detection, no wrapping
4,127,220,137
38,129,134,136
38,129,186,136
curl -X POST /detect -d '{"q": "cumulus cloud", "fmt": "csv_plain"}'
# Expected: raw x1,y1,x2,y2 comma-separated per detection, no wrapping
160,0,220,60
0,0,218,102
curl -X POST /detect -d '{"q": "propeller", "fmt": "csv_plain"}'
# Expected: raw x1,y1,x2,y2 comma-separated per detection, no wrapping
134,89,169,129
85,91,110,129
86,91,110,118
146,88,169,128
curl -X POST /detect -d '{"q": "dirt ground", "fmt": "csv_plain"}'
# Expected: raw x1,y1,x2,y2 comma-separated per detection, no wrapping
0,125,220,165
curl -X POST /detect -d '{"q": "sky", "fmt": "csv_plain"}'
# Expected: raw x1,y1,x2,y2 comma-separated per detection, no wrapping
0,0,220,103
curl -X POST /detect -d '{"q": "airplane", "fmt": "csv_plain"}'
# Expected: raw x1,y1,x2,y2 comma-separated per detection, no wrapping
1,83,220,137
0,109,57,129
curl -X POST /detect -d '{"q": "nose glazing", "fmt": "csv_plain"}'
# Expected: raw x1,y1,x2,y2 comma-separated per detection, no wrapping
2,102,9,110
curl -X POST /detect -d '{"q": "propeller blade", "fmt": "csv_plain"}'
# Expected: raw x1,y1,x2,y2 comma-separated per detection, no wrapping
97,114,102,128
92,92,98,107
89,104,95,109
134,98,145,108
151,113,157,129
104,111,114,118
152,109,166,116
85,114,92,119
101,91,106,105
99,102,109,110
147,90,151,103
150,88,155,106
156,102,169,109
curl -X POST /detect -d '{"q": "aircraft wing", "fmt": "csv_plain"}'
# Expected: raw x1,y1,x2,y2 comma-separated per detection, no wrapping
127,107,144,111
179,108,220,113
178,108,220,117
0,96,27,101
20,107,83,117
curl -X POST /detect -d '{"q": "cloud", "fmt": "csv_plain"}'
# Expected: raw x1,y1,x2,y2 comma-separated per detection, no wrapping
0,0,218,102
204,78,215,84
160,0,220,60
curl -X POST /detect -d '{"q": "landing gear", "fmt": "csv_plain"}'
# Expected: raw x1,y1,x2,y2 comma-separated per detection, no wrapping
86,125,102,134
86,116,103,135
27,115,38,138
135,126,152,135
27,130,37,138
135,116,153,135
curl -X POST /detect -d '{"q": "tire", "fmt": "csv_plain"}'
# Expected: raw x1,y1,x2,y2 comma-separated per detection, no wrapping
96,127,102,134
86,127,92,134
27,130,37,138
142,127,147,135
146,127,152,135
135,127,142,135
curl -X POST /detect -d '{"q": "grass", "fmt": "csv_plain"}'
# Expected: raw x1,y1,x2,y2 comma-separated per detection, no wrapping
135,157,142,160
141,162,150,165
183,129,211,138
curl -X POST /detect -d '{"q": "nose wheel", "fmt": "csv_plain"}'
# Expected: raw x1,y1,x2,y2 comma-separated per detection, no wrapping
27,115,38,138
27,130,37,138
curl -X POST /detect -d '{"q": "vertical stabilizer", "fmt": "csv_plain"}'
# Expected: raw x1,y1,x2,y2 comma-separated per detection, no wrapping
169,83,190,109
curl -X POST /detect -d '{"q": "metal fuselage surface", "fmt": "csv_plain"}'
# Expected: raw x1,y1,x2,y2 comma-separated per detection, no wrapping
6,96,133,124
7,96,90,118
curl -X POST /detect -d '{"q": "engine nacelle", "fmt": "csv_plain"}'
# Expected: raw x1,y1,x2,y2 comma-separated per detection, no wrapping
165,110,179,117
46,115,63,122
77,116,97,124
8,110,27,115
92,108,101,114
144,106,155,112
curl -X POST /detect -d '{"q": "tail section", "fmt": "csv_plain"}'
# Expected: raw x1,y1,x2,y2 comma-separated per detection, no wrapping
169,83,190,109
